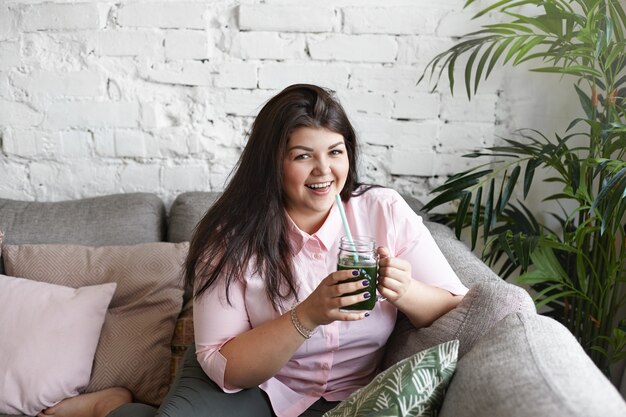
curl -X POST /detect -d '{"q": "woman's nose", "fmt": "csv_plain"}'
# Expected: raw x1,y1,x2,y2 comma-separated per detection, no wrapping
313,156,331,175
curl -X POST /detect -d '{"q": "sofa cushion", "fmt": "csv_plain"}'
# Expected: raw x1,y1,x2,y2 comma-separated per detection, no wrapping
324,340,459,417
2,242,187,406
439,313,626,417
0,275,115,416
382,281,536,369
0,193,166,274
167,192,220,243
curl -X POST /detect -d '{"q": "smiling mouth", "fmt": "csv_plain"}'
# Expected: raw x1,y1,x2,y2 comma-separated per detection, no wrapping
305,181,333,190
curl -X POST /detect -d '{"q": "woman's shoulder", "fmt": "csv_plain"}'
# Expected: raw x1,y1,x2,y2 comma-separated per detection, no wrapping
353,185,403,204
351,185,423,221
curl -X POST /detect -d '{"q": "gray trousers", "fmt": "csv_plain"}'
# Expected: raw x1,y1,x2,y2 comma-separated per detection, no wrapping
108,345,338,417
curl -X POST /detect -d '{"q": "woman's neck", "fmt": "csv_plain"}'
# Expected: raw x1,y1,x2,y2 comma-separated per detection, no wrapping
288,209,331,235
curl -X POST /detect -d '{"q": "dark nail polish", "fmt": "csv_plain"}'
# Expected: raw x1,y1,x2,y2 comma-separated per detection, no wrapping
362,280,369,287
364,313,370,317
352,270,359,276
363,292,371,299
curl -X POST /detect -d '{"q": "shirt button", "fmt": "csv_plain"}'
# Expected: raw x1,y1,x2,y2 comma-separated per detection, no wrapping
322,363,329,370
314,253,322,260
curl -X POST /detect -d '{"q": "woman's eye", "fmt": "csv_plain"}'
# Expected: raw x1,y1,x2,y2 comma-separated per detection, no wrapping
330,149,343,156
294,154,310,160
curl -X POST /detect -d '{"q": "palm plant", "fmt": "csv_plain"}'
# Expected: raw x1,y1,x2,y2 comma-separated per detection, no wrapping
420,0,626,376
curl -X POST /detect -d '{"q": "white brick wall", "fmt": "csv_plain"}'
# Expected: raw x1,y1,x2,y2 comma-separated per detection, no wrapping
0,0,567,207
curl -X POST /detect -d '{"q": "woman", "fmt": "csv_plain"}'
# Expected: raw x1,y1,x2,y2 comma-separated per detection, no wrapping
185,84,468,417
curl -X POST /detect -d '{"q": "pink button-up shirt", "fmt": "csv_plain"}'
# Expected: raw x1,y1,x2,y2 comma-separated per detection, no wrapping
194,188,468,417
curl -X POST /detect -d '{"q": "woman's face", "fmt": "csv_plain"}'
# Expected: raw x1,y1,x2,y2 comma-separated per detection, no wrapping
282,126,349,233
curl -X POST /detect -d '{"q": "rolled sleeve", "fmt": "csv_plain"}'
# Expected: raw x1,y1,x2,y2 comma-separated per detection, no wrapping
193,276,251,393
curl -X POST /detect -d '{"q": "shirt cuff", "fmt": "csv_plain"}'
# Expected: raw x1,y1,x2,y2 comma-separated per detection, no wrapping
196,340,242,394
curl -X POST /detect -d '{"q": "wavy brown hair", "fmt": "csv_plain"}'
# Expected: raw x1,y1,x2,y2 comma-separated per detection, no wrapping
184,84,366,308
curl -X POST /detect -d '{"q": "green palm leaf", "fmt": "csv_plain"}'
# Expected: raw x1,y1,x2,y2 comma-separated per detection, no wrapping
420,0,626,372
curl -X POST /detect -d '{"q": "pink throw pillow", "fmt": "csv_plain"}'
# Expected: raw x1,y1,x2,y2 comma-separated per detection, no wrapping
0,275,116,416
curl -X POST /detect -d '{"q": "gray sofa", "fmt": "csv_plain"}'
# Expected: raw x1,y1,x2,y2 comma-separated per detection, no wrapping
1,191,625,417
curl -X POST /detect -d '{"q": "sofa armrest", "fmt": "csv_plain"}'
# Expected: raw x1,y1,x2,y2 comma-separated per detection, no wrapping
383,280,536,368
440,313,626,417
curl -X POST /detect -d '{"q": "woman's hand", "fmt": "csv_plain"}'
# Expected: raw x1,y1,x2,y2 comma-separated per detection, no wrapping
377,246,414,305
297,270,370,329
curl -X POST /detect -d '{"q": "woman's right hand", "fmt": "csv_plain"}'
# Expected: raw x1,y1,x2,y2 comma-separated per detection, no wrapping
296,270,370,329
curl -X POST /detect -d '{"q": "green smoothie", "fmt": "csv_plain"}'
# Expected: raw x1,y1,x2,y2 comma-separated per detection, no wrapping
337,263,377,311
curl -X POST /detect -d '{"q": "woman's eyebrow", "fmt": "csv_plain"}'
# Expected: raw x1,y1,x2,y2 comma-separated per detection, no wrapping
287,141,345,152
287,145,314,152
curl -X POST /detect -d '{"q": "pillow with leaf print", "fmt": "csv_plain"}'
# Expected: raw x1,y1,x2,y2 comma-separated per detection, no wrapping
324,340,459,417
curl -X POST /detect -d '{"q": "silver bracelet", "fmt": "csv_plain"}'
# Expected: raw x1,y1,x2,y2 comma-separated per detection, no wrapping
290,305,316,339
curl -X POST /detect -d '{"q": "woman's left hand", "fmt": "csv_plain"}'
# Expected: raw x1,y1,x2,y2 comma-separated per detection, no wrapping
377,246,414,304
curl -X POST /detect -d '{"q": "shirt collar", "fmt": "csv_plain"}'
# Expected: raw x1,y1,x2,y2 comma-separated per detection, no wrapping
285,202,343,254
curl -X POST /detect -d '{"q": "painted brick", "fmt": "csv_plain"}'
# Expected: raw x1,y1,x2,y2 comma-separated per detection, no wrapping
90,30,163,57
0,73,10,98
439,122,495,152
215,62,257,89
21,3,104,32
343,6,443,35
0,41,21,70
45,101,139,129
0,0,536,210
2,128,46,157
390,150,479,177
117,2,206,29
433,153,478,176
139,100,196,130
157,128,192,157
0,6,16,40
114,129,154,158
259,63,349,90
20,33,86,71
264,0,427,5
143,61,212,86
352,117,438,148
59,130,92,158
31,161,118,201
12,70,104,97
396,35,456,65
140,102,182,129
223,89,276,117
349,66,426,92
163,164,208,190
0,100,43,126
437,10,498,37
392,92,440,120
390,149,436,176
337,91,392,118
165,30,212,60
441,94,497,123
0,160,29,199
120,163,160,192
308,34,397,63
93,130,115,157
239,5,337,33
233,32,306,60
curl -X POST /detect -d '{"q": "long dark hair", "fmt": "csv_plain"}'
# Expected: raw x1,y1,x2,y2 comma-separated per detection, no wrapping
184,84,364,308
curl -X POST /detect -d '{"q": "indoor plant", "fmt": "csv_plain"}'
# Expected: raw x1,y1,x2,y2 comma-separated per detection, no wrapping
420,0,626,375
